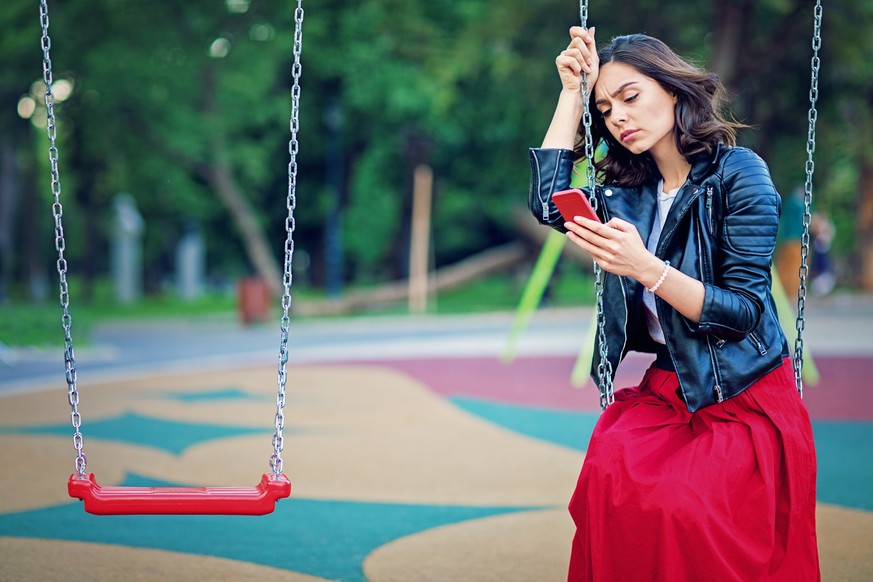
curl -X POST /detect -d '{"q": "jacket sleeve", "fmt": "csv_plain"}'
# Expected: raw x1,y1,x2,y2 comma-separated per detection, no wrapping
690,148,781,340
529,148,577,232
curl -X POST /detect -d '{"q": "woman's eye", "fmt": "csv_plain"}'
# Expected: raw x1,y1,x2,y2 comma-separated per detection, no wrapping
600,109,611,118
625,93,639,103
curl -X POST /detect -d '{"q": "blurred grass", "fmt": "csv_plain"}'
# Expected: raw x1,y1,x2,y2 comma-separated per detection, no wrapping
0,268,595,348
0,293,237,348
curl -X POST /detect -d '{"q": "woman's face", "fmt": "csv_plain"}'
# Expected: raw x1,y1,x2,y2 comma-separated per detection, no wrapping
594,61,678,159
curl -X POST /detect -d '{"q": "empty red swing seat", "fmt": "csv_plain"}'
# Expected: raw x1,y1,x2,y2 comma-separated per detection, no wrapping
68,473,292,515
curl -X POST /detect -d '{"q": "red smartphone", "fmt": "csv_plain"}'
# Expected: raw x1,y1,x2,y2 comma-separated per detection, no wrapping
552,189,601,223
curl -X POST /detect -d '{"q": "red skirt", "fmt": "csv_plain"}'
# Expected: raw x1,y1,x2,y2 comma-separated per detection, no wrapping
568,358,819,581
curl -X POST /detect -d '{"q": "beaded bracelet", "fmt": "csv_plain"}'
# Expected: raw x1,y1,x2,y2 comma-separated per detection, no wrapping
646,260,671,293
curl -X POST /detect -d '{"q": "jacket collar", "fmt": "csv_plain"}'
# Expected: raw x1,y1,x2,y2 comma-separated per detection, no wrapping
687,142,724,183
641,143,724,254
599,142,726,242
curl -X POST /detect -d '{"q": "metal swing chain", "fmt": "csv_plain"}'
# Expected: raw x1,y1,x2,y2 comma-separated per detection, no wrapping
271,0,305,477
579,0,614,410
794,0,823,398
38,0,88,476
40,0,305,477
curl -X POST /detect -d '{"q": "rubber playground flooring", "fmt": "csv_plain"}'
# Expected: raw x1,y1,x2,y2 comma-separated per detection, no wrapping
1,353,871,581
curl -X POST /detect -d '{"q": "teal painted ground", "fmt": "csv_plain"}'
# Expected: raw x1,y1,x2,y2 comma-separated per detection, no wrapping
1,412,273,455
450,396,873,511
0,472,536,582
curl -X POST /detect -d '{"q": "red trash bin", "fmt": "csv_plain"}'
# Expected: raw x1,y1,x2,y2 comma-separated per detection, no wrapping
237,277,271,325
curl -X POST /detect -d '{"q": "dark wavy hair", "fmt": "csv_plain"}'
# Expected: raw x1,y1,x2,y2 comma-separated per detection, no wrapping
576,34,743,187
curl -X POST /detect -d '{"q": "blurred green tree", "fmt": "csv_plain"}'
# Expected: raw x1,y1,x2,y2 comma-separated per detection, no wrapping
1,0,870,302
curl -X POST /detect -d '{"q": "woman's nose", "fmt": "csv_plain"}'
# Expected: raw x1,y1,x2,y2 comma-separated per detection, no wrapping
610,105,627,125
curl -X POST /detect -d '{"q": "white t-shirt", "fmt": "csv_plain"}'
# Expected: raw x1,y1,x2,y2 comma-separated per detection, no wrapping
643,180,680,344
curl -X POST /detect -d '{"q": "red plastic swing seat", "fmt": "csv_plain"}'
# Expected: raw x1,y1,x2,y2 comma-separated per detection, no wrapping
68,472,291,515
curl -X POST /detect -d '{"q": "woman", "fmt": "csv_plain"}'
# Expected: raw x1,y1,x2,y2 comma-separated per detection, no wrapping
529,28,819,581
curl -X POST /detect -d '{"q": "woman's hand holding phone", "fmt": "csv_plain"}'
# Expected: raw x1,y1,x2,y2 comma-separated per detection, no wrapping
558,191,660,284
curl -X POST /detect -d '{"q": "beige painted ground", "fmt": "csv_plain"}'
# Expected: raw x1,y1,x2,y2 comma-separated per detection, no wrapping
365,508,575,582
0,537,329,581
0,365,581,512
2,364,871,581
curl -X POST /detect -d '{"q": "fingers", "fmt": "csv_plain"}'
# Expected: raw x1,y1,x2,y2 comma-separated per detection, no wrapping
556,52,582,76
564,216,638,252
564,215,653,278
559,27,597,89
586,27,598,68
568,216,628,234
563,218,606,245
564,222,610,267
603,216,633,231
557,27,599,91
568,27,597,57
565,41,593,73
571,26,596,47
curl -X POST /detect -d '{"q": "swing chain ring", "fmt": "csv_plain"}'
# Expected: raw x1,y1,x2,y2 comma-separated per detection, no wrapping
579,0,614,409
272,0,305,476
794,0,823,398
39,0,87,476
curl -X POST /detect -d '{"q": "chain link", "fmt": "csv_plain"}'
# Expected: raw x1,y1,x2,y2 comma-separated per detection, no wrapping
579,0,614,409
39,0,88,476
794,0,823,398
271,0,305,476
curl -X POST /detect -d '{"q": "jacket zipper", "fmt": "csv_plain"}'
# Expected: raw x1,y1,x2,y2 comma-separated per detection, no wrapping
705,186,714,233
706,336,725,403
749,331,768,356
697,219,724,403
543,151,574,223
616,272,629,380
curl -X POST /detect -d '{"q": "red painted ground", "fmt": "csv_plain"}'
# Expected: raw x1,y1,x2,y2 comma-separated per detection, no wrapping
365,354,873,421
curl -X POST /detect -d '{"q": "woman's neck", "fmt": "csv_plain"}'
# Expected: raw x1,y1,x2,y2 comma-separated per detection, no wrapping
651,145,691,192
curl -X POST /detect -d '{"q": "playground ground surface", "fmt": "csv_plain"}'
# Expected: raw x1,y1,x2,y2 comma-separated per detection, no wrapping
1,298,871,581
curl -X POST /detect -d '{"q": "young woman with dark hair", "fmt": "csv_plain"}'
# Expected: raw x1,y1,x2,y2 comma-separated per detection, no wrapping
529,28,820,581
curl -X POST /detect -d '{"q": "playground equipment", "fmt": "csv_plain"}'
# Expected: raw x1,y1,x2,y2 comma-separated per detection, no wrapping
37,0,306,515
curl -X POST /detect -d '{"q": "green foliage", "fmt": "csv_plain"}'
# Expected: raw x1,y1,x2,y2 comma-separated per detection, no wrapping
2,0,871,303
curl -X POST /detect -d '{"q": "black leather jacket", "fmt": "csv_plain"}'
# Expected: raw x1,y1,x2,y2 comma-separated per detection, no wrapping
529,144,790,412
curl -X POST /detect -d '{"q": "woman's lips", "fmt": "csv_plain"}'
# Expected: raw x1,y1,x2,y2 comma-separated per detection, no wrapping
620,129,639,142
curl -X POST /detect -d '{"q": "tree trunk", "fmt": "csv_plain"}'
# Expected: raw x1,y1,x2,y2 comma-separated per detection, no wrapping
0,134,20,300
858,158,873,290
203,158,283,297
199,64,283,297
710,0,752,87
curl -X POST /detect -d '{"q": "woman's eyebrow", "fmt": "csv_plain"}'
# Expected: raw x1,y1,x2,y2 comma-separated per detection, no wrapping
595,81,640,106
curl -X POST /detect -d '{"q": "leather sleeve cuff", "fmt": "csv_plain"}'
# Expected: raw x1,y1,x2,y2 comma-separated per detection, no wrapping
529,148,576,231
686,282,761,341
